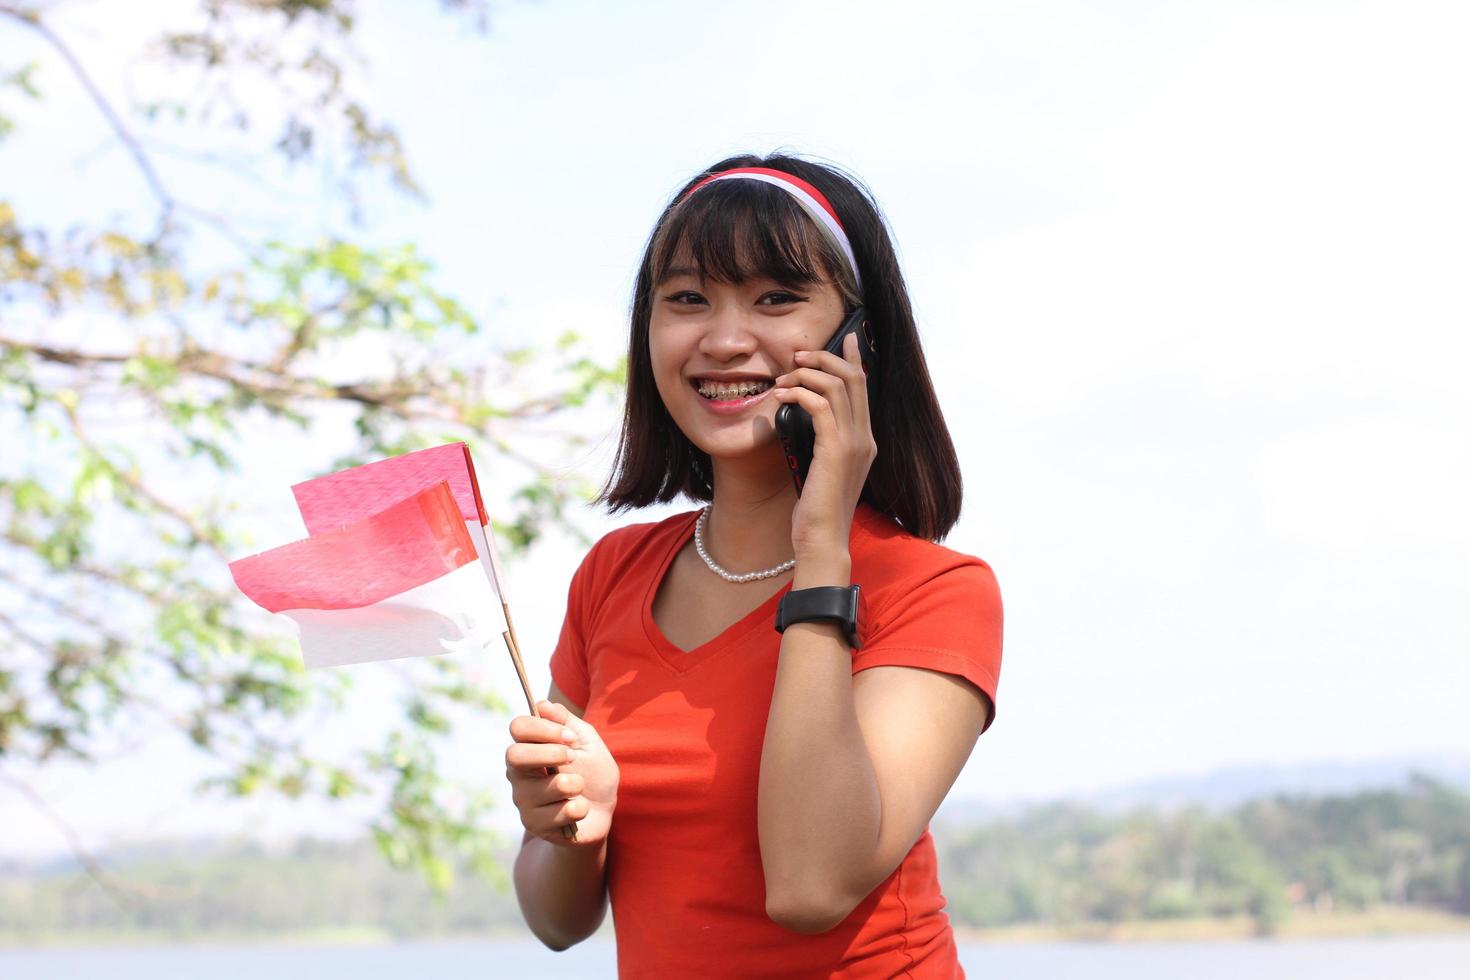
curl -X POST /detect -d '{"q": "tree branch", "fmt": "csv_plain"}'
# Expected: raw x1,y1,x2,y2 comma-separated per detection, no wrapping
0,4,176,231
1,334,447,418
0,531,183,606
0,769,163,906
5,332,605,434
0,565,120,640
0,605,50,653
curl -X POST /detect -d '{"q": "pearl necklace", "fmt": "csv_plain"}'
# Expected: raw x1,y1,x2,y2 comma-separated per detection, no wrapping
694,506,795,583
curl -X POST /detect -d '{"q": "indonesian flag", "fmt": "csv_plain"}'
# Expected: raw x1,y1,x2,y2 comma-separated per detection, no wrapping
229,443,510,669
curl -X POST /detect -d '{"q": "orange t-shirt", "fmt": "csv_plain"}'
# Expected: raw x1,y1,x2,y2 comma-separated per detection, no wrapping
549,502,1003,979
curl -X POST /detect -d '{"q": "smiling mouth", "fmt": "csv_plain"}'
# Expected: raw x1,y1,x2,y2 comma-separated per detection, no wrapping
690,379,775,401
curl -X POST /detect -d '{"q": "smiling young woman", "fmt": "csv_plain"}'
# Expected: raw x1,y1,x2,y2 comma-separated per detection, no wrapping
504,153,1004,978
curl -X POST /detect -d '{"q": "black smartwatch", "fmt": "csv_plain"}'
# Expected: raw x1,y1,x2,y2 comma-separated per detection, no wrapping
774,584,862,650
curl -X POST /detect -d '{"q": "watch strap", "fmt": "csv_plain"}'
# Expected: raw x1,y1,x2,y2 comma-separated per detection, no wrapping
775,584,862,650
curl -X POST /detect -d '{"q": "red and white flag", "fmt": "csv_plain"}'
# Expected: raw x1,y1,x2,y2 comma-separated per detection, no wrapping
229,443,510,669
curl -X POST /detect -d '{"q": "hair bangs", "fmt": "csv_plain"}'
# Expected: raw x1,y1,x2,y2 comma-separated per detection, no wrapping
650,179,851,293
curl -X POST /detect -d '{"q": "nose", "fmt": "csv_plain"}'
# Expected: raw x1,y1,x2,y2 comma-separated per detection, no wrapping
697,306,761,361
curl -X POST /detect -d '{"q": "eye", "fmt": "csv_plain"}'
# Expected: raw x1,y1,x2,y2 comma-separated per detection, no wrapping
757,291,807,306
662,291,706,306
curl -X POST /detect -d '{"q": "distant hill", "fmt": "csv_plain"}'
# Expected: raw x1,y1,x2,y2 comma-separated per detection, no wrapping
5,775,1469,944
9,754,1469,877
936,753,1470,825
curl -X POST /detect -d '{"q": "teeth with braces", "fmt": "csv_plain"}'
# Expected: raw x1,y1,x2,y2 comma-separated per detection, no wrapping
697,380,772,399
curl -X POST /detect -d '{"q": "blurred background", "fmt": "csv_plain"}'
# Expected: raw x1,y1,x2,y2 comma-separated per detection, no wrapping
1,0,1467,976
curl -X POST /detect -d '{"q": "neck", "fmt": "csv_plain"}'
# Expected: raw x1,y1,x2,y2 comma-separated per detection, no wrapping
701,448,800,576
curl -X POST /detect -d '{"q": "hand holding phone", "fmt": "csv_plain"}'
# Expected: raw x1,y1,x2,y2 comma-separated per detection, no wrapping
774,307,879,496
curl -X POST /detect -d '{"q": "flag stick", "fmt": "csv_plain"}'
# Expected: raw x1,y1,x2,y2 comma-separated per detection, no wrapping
482,529,580,843
501,612,537,716
500,615,579,842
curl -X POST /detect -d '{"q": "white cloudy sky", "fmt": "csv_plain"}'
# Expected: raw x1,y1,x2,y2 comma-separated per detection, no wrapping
1,0,1467,857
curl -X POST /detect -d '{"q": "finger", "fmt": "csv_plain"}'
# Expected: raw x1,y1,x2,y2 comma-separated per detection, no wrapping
525,787,588,819
772,365,852,431
794,343,865,383
537,699,591,737
509,713,579,746
847,330,870,376
798,338,870,427
520,769,583,806
770,384,843,451
510,771,583,814
533,796,589,830
841,332,874,434
506,741,577,773
529,793,590,834
547,769,584,800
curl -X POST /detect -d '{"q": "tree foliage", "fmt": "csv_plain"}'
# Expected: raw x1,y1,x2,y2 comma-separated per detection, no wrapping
0,0,623,899
1,781,1466,942
937,775,1470,936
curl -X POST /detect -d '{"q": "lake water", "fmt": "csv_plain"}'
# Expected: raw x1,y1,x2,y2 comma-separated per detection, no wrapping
2,936,1468,978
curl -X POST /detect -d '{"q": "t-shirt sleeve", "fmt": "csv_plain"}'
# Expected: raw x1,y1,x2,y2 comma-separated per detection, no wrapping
852,558,1004,733
548,538,603,711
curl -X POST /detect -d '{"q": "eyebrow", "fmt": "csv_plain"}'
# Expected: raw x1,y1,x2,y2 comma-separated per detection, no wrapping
655,266,704,286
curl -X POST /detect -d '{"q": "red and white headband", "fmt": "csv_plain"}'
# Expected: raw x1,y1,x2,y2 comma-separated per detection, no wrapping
680,166,863,291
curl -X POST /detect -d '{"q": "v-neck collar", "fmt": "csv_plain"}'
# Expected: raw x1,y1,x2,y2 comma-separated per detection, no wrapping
640,503,889,675
641,508,795,675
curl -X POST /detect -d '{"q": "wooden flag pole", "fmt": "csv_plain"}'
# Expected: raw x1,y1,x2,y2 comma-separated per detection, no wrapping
483,541,580,843
501,606,537,715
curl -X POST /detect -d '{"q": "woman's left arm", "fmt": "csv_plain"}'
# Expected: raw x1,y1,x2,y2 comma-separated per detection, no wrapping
760,336,992,934
761,594,991,934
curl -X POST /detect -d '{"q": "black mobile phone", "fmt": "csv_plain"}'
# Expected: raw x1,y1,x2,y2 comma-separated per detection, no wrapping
774,306,878,496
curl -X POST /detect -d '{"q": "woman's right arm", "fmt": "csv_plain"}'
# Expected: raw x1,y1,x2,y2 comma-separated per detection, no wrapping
508,680,619,951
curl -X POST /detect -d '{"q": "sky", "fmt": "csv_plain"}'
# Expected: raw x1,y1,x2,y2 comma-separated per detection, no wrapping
1,0,1467,859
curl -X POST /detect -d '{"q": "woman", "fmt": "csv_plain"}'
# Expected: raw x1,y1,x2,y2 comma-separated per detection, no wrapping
506,153,1003,978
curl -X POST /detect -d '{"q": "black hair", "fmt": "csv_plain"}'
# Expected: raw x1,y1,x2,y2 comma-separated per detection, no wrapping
596,152,964,542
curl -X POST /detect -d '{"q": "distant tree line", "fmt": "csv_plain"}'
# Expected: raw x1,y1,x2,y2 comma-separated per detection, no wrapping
2,778,1468,942
0,836,529,942
937,774,1470,935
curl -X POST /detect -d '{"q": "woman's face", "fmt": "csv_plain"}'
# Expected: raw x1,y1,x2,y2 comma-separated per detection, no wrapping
649,264,847,466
